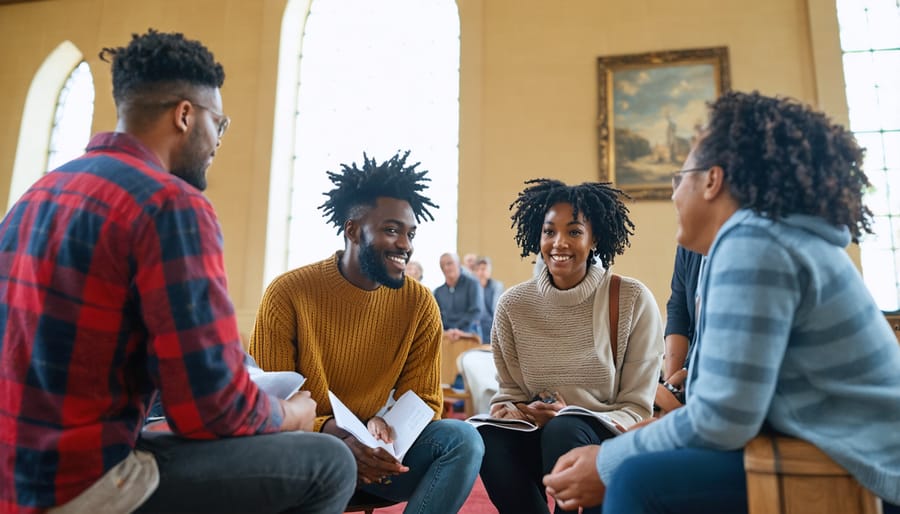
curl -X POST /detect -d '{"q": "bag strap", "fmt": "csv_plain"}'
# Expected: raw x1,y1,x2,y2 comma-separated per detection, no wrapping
608,274,621,365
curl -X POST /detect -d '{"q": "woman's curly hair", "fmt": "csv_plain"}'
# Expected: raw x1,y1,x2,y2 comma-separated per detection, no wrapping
319,150,438,234
695,91,873,241
99,29,225,105
509,179,634,268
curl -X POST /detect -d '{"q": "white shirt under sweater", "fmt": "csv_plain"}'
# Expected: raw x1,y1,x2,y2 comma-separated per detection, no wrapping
490,265,664,427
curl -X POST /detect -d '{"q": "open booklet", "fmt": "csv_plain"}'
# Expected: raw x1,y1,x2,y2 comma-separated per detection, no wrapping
328,390,433,461
246,364,306,400
466,405,624,435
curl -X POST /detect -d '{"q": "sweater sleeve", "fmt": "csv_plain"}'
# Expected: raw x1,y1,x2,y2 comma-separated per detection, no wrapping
597,226,798,484
602,282,664,427
248,274,299,373
490,294,531,405
393,292,444,418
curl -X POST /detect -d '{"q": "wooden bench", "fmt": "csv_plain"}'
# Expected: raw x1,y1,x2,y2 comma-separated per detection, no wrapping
744,434,882,514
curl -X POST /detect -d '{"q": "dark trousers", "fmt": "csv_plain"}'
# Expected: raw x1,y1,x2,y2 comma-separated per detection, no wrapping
134,431,357,514
478,415,617,514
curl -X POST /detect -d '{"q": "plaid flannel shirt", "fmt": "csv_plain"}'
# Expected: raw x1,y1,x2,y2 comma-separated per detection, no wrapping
0,133,283,513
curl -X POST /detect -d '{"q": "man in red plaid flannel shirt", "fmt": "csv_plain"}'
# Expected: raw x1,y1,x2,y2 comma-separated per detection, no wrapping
0,30,355,514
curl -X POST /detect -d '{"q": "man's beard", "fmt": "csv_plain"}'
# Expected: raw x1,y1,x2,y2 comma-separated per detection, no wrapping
359,236,406,289
171,130,209,191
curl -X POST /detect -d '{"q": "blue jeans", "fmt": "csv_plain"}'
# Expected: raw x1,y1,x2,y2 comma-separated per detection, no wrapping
358,419,484,514
134,431,357,514
604,448,900,514
479,415,616,514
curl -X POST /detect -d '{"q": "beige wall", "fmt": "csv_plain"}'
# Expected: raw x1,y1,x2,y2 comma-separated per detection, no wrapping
0,0,849,330
457,0,851,314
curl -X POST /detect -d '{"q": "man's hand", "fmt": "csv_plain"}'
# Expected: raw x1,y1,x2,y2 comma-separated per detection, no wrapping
342,436,409,485
367,416,394,443
543,445,606,510
279,391,316,432
321,418,408,485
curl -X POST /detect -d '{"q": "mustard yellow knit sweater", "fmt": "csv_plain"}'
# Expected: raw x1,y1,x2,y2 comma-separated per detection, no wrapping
248,252,444,432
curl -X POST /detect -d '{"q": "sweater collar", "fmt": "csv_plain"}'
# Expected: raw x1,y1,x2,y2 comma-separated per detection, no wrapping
536,263,605,307
324,250,384,303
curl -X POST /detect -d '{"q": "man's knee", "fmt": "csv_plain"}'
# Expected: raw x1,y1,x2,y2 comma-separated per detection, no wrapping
429,419,485,460
270,432,357,483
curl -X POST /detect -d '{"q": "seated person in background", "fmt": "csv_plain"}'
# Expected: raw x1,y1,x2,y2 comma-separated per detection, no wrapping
478,179,664,514
434,252,485,340
654,245,703,415
0,30,355,514
463,252,479,273
544,91,900,514
249,151,484,513
474,256,505,343
406,260,424,281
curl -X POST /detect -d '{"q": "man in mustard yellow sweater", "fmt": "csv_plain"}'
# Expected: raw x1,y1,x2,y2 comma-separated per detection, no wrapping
249,151,484,513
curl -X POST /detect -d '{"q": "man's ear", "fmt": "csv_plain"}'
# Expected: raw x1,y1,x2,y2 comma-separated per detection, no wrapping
173,100,192,133
702,165,728,200
344,219,360,244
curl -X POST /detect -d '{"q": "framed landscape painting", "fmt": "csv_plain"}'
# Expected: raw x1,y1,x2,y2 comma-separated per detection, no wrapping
597,47,730,199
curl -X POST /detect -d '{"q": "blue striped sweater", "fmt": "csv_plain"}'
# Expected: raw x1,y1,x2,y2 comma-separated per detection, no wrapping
598,209,900,503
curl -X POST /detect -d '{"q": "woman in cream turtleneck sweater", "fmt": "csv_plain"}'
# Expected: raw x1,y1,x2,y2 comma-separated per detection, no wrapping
477,179,663,514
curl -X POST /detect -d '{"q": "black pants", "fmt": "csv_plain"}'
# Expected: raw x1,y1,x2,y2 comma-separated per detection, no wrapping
478,415,617,514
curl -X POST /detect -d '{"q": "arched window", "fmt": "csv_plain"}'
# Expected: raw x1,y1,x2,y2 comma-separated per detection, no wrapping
266,0,460,289
8,42,94,211
836,0,900,311
47,61,95,171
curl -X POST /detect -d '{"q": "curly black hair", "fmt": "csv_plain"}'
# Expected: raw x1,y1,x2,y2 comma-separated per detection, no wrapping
319,151,438,234
695,91,873,241
509,179,634,268
99,29,225,105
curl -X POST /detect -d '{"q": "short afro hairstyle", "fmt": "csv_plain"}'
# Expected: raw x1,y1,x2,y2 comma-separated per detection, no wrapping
319,151,438,234
695,91,873,241
509,179,634,269
99,29,225,105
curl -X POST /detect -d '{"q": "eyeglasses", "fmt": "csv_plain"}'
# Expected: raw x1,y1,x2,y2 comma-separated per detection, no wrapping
671,166,710,189
190,101,231,139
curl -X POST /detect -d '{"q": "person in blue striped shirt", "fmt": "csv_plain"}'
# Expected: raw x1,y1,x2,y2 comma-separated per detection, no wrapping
543,91,900,514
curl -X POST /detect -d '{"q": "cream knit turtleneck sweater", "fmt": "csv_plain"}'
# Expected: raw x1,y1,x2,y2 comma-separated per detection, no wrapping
491,265,664,427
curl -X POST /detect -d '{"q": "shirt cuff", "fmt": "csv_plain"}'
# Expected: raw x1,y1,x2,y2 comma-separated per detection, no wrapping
596,430,636,485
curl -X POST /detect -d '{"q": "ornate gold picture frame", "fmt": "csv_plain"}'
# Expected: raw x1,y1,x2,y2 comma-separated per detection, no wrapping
597,47,730,199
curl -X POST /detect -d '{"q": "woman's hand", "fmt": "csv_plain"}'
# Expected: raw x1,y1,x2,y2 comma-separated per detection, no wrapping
519,391,567,427
627,416,657,431
664,368,688,388
490,402,529,420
